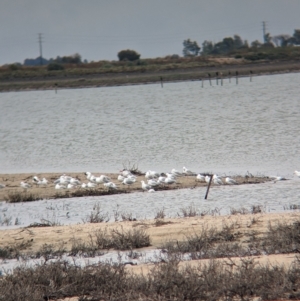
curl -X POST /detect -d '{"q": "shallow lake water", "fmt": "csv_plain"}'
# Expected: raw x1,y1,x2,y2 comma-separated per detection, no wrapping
1,73,299,175
1,73,300,272
0,73,300,225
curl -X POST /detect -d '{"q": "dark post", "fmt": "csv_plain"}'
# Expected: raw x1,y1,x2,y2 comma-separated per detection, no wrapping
55,83,58,94
201,78,203,88
216,72,219,85
204,175,213,200
236,71,239,85
208,73,212,86
160,76,163,88
220,72,223,86
250,70,253,82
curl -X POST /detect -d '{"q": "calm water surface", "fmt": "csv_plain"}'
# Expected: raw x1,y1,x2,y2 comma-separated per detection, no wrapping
1,73,299,175
0,73,300,226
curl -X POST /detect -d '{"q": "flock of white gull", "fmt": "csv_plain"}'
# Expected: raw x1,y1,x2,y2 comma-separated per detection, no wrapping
0,168,299,193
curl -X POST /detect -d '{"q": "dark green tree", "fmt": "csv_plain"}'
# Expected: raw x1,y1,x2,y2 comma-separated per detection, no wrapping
251,40,263,48
291,29,300,45
272,35,291,47
60,53,82,64
117,49,140,61
201,40,214,55
182,39,201,57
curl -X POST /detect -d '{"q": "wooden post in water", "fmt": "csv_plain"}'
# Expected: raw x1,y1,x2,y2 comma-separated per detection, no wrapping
216,72,219,85
160,76,163,88
236,71,239,85
228,71,231,83
55,83,58,94
208,73,212,86
250,70,253,82
204,175,213,200
201,78,203,88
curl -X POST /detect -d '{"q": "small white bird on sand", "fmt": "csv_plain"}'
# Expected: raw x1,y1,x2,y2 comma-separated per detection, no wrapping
55,183,67,189
117,175,125,182
85,172,95,181
0,184,6,189
87,182,97,188
141,180,151,191
120,169,133,177
37,178,48,186
94,175,111,184
20,182,31,189
294,171,300,177
147,179,159,187
183,166,194,175
213,177,223,185
104,182,117,190
158,176,166,184
196,174,205,182
67,183,77,189
165,177,176,184
122,177,136,186
225,177,238,185
171,169,182,177
32,176,41,183
148,189,155,193
145,170,160,179
205,176,211,183
270,176,287,182
69,178,81,185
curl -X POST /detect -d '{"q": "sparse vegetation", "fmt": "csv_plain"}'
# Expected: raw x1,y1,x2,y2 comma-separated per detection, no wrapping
83,202,110,223
1,256,300,301
5,191,41,203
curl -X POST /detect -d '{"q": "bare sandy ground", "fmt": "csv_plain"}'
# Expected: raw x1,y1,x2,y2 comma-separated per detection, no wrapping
1,210,299,275
0,172,270,201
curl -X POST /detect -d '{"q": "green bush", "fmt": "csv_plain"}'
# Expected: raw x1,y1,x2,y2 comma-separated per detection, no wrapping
117,49,140,61
47,63,65,71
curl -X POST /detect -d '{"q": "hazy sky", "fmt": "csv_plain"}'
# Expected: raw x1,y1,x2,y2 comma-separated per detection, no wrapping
1,0,299,65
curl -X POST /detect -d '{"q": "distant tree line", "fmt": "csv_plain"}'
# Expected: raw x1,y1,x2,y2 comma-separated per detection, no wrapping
9,28,300,68
182,29,300,57
22,53,85,67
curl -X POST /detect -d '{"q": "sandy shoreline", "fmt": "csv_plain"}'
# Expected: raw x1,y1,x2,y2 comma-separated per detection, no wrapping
1,211,299,275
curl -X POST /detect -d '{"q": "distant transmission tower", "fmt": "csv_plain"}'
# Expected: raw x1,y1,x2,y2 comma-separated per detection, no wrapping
262,21,267,43
38,33,44,65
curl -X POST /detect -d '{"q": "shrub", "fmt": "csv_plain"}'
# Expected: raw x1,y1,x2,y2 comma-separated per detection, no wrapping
47,62,64,71
117,49,140,61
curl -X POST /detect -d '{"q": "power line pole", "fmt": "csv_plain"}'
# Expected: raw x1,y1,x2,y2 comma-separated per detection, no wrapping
38,33,44,65
262,21,267,43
